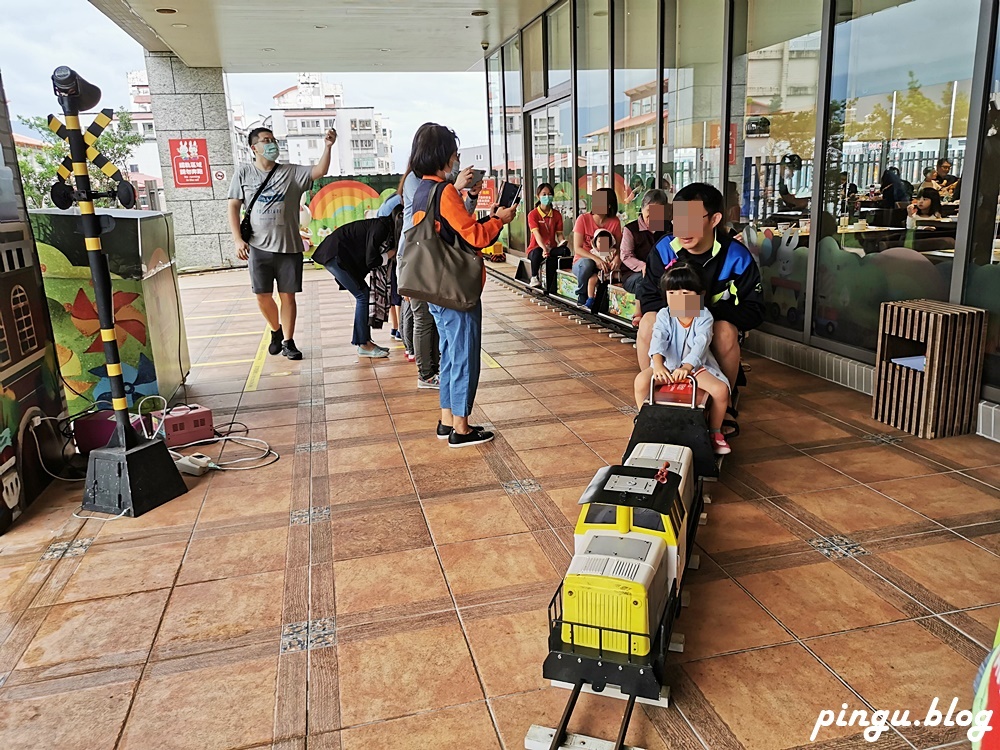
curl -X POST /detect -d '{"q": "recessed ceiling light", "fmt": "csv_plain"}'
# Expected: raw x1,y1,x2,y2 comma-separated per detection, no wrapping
379,48,391,52
171,23,188,28
154,7,177,13
262,47,275,52
314,24,327,29
594,9,609,16
471,9,488,17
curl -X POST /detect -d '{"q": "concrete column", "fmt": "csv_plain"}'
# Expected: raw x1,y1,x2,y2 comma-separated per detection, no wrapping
145,51,236,271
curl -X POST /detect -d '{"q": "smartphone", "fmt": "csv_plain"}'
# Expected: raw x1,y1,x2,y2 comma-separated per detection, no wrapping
469,168,486,185
498,182,522,208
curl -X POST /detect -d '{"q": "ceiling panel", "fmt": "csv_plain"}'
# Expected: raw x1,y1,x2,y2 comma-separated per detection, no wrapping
92,0,557,72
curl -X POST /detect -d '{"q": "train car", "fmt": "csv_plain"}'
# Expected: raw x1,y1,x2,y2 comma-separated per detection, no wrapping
527,377,714,750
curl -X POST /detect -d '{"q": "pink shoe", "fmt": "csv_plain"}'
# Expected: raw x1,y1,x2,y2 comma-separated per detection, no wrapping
405,353,416,362
711,432,731,455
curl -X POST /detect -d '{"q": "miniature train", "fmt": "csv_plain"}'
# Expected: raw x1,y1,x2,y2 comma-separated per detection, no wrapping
527,376,717,750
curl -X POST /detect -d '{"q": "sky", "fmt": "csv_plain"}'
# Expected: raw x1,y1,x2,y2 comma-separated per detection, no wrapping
0,0,488,172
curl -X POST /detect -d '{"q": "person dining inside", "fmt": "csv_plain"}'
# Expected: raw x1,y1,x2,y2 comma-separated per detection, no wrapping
936,158,960,192
777,153,811,211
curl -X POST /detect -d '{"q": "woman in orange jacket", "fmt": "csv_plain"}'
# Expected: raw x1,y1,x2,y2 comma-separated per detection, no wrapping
410,124,516,447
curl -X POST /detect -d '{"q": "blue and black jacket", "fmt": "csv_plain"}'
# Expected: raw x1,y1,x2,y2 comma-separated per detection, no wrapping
637,232,765,332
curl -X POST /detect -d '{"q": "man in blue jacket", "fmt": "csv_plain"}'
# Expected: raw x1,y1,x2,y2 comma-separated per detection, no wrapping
635,182,764,416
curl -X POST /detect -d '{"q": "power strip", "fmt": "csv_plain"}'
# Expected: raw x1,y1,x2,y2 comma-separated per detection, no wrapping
174,453,213,476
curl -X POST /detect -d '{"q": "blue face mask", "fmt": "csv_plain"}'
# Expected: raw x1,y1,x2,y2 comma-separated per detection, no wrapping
259,143,280,161
539,195,553,207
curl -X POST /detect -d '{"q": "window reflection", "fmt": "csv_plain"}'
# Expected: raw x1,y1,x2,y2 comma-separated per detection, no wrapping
812,0,976,353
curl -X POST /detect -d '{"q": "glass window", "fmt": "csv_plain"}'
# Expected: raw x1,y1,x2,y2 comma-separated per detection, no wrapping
577,0,611,213
529,99,574,219
524,18,545,103
614,0,659,224
548,2,571,92
488,52,506,180
729,0,823,334
632,507,665,532
585,503,618,524
503,40,527,253
662,0,725,194
531,108,551,190
963,27,1000,389
813,0,977,352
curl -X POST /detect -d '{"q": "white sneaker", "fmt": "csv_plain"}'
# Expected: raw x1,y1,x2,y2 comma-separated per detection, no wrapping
417,374,441,390
529,276,543,288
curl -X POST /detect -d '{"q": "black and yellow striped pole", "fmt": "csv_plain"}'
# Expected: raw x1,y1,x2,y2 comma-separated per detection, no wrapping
51,77,135,445
49,66,186,516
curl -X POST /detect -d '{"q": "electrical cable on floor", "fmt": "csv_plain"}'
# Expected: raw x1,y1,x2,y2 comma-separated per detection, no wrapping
168,434,279,471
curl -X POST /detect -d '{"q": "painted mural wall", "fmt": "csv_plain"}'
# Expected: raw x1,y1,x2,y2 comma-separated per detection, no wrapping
0,74,68,535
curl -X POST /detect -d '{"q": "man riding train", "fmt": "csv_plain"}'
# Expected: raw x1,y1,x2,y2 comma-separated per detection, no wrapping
633,182,765,438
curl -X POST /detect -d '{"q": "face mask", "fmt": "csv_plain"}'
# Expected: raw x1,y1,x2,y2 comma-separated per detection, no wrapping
539,195,553,207
259,143,280,161
448,158,461,182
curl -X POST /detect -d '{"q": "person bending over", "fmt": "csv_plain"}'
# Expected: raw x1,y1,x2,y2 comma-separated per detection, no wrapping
634,182,764,432
312,205,403,357
572,187,622,310
526,182,568,288
634,262,732,455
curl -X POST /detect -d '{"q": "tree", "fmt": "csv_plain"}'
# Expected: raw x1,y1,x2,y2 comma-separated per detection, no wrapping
16,108,144,209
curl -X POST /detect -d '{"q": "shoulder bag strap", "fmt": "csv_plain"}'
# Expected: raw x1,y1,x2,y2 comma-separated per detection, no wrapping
246,164,280,215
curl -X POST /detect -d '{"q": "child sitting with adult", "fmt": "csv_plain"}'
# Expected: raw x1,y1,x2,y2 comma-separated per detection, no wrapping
634,182,764,437
572,187,623,310
634,261,732,455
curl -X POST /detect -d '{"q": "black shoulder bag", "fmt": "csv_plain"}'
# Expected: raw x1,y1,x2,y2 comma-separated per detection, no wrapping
239,165,281,243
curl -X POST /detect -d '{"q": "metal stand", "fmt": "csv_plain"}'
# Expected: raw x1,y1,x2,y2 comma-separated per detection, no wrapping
49,66,187,517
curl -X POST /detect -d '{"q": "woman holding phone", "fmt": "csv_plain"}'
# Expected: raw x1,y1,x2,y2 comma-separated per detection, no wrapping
409,124,516,446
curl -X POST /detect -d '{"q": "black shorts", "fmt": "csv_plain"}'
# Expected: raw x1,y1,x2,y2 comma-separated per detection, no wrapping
249,248,303,294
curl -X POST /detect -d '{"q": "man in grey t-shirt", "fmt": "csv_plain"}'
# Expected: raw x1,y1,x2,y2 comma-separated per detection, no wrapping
227,127,335,360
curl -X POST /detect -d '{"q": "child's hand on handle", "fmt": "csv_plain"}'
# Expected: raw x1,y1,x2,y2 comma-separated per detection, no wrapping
669,367,690,383
652,363,671,383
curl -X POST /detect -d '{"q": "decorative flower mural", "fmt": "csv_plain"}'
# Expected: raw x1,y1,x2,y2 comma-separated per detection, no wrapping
65,289,147,354
88,353,157,408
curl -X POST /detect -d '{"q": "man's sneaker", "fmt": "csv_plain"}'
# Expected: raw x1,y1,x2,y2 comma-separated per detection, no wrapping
437,421,485,439
417,374,441,390
358,345,389,358
583,297,597,311
281,339,303,360
529,276,543,288
711,432,732,456
268,327,284,356
448,427,495,448
391,328,403,341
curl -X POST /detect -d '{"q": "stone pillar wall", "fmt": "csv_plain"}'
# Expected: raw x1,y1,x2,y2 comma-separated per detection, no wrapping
145,51,238,271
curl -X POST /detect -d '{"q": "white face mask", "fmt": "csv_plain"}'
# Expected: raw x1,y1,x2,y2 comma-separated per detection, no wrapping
448,157,461,182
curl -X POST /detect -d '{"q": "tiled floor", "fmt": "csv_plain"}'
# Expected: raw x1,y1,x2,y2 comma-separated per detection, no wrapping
0,266,998,749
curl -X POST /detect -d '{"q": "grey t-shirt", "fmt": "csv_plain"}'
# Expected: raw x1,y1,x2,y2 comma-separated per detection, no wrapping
229,163,314,254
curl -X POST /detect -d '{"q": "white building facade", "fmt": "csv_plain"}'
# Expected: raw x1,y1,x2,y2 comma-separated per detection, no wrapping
270,74,393,176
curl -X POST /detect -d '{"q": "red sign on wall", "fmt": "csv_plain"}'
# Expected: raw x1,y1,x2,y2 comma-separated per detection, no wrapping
169,138,212,188
476,179,496,211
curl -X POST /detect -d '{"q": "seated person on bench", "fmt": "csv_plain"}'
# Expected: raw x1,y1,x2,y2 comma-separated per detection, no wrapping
572,187,623,310
633,261,732,455
634,182,765,436
620,189,671,295
526,182,569,288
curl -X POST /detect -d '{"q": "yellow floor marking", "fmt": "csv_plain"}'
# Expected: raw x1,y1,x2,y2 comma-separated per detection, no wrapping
244,329,272,392
481,350,501,369
187,312,261,320
188,331,264,340
191,358,256,368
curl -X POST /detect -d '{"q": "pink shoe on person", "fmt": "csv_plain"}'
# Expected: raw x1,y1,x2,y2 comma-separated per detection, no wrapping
711,431,731,455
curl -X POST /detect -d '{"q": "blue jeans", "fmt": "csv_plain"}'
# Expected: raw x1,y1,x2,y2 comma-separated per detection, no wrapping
324,257,369,346
429,302,482,418
573,257,598,303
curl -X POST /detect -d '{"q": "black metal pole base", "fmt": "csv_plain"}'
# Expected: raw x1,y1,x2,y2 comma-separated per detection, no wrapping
82,437,188,517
